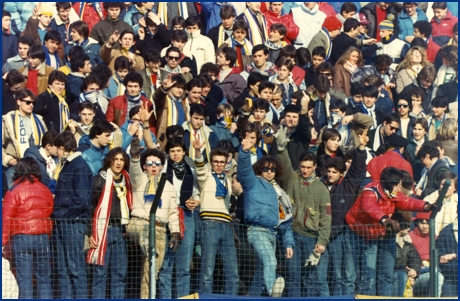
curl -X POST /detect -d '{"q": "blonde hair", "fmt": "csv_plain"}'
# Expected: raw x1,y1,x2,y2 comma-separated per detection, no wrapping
216,103,234,116
336,46,364,67
436,118,458,140
396,46,429,72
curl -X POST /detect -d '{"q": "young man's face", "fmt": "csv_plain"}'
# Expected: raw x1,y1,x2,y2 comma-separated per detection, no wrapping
49,80,65,95
304,2,316,9
107,6,121,20
331,108,346,117
173,25,184,31
253,108,267,121
417,219,430,235
70,29,85,42
382,121,400,136
166,51,180,69
411,94,422,107
79,108,95,125
110,153,125,175
142,2,155,11
143,155,163,176
270,2,283,15
434,8,447,20
261,163,276,181
327,167,343,184
186,24,200,33
84,83,99,92
404,3,417,16
146,60,160,73
170,85,184,99
299,160,315,178
413,27,424,38
28,57,42,69
379,29,393,39
116,68,129,80
325,136,340,153
80,60,92,74
45,143,58,157
119,33,134,49
277,65,290,81
126,81,141,96
418,78,433,89
271,93,282,108
222,17,235,30
38,14,52,27
268,30,283,43
216,52,229,67
17,96,35,115
168,146,186,163
188,86,202,103
352,94,363,103
249,82,260,96
397,99,410,117
171,40,185,51
211,155,227,174
285,112,299,128
259,87,273,102
7,82,22,93
253,50,268,69
231,174,242,195
95,132,112,147
341,11,356,19
18,42,30,59
312,55,325,69
58,7,71,22
2,16,11,31
147,24,158,35
233,29,246,42
412,123,427,141
44,39,60,54
363,96,377,108
247,2,261,13
432,106,447,118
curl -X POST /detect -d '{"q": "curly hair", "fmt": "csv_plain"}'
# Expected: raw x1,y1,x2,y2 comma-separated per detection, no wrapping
253,156,283,179
335,46,364,67
100,147,129,173
396,46,429,72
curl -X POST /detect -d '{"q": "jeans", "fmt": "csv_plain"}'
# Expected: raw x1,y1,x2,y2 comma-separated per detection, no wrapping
441,279,457,297
158,209,195,298
328,230,355,296
392,269,408,296
91,226,127,299
4,165,15,189
247,226,277,296
53,220,88,299
12,234,52,299
199,220,239,295
285,233,330,297
413,267,444,297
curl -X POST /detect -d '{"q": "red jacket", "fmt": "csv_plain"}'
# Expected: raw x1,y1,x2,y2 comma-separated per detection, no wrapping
72,2,107,33
409,227,431,261
318,2,337,17
345,182,428,241
106,94,153,128
367,150,413,182
426,37,441,63
291,65,306,87
264,9,300,44
431,11,458,46
2,178,54,246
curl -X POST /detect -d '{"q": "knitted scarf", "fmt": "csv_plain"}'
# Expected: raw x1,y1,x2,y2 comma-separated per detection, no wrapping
87,169,132,266
157,2,189,27
243,8,268,46
14,111,46,158
345,60,358,74
43,45,61,69
144,174,160,206
112,74,126,97
166,94,185,127
48,151,73,194
265,40,287,50
166,160,193,207
47,88,69,132
78,2,104,20
187,122,211,163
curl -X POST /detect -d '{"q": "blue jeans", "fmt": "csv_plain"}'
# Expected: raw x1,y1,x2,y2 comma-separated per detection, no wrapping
328,229,355,296
199,220,239,295
247,226,277,296
12,234,52,299
91,226,127,299
441,279,457,297
4,165,15,189
392,269,408,296
285,233,330,297
53,220,88,299
413,267,444,297
158,209,195,298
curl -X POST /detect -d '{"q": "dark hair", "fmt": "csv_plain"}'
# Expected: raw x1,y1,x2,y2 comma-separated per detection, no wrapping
220,4,236,19
247,72,267,89
439,171,458,190
313,74,330,93
165,136,186,153
232,19,248,34
143,48,161,63
219,46,237,67
185,14,202,29
252,98,270,112
252,44,269,56
48,70,66,86
270,23,287,38
101,147,129,172
210,147,230,162
453,22,458,34
275,57,294,71
56,2,72,11
41,129,59,148
170,74,187,89
383,113,401,126
432,2,447,10
326,156,347,174
12,157,42,183
103,2,124,11
189,103,207,117
340,2,357,14
128,105,141,119
380,167,404,192
374,54,392,68
5,69,25,87
329,98,347,112
70,21,89,39
15,88,36,102
295,47,311,66
407,86,425,98
114,56,131,71
78,100,96,113
312,46,326,59
199,73,213,87
350,81,364,96
3,10,11,18
199,63,219,77
217,139,236,155
166,125,184,139
397,94,413,111
258,81,275,94
316,62,335,76
411,117,429,132
119,30,135,42
141,148,166,167
28,44,46,62
166,46,181,57
253,156,283,179
18,35,34,47
431,96,449,112
68,45,85,60
299,151,316,164
410,37,428,49
417,143,440,160
70,54,90,72
239,122,261,144
171,16,186,29
279,45,297,59
54,131,77,152
361,84,379,98
363,74,383,88
43,30,62,44
89,119,115,139
186,78,202,91
343,18,360,32
321,128,342,144
170,29,188,42
123,71,143,87
90,63,113,89
413,20,432,37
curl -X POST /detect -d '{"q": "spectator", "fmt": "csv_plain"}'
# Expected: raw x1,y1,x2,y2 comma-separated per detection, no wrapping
72,74,111,122
72,2,106,33
307,74,331,128
360,2,399,40
18,44,54,96
434,45,457,86
2,35,33,74
412,20,441,63
436,216,458,297
406,118,428,165
398,2,428,43
426,96,452,140
236,2,269,47
367,113,400,152
208,5,237,51
4,2,36,35
240,44,277,81
183,15,215,72
2,69,25,114
399,63,437,113
395,46,430,94
266,23,288,64
336,2,358,24
100,29,145,72
135,10,170,58
264,2,299,45
66,54,92,106
430,2,458,47
291,2,327,48
119,105,157,151
269,58,300,106
65,21,103,68
50,2,78,52
416,143,450,198
216,46,247,105
278,45,306,88
436,118,458,164
446,22,458,46
307,15,342,61
305,46,326,87
2,10,17,66
160,29,198,77
334,46,364,96
395,94,416,139
138,49,161,101
376,20,406,70
218,19,254,73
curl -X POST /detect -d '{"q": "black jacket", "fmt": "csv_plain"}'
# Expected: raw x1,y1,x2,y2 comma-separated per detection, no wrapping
2,82,17,114
395,235,422,275
422,158,450,198
136,23,171,58
34,90,63,132
436,80,458,103
330,32,378,65
208,23,231,51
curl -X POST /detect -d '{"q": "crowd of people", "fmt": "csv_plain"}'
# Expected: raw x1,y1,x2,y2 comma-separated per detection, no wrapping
1,1,458,299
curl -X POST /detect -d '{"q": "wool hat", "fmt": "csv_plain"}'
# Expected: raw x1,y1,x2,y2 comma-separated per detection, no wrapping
379,19,394,31
358,13,371,25
284,104,301,114
40,4,54,17
414,211,431,222
323,16,342,32
388,134,408,147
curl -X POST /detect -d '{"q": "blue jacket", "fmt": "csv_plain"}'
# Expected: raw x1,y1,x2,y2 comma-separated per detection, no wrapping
64,38,103,67
52,152,93,219
23,146,57,187
77,135,109,176
2,32,18,65
65,73,85,106
120,120,157,150
397,7,428,42
4,2,35,35
209,122,240,148
49,18,70,51
201,2,225,34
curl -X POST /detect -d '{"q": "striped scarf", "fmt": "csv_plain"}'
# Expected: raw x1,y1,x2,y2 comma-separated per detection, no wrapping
187,123,211,163
78,2,104,20
14,111,45,158
87,169,132,266
47,88,69,132
158,2,189,27
243,9,268,46
111,75,126,97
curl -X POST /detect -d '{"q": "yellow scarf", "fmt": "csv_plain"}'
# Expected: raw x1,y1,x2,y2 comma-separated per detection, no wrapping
243,9,268,46
146,175,156,195
53,151,73,181
112,75,126,97
166,95,178,127
121,47,130,57
157,3,189,27
47,88,69,132
14,111,45,158
187,123,211,163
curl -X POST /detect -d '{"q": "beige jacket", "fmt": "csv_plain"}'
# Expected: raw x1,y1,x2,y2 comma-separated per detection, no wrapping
99,43,145,72
424,191,458,236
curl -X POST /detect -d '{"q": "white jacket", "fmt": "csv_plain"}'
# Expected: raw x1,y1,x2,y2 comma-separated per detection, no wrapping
184,31,216,72
291,3,326,49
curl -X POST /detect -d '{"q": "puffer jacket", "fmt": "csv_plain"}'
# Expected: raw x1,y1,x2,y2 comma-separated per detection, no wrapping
397,7,428,42
4,2,36,35
2,177,54,246
367,150,413,182
291,3,326,48
264,9,299,44
345,182,429,241
431,11,458,47
77,135,109,176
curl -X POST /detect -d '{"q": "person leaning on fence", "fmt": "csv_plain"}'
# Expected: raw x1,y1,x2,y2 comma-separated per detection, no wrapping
2,157,54,299
237,130,294,298
344,167,435,296
126,137,180,299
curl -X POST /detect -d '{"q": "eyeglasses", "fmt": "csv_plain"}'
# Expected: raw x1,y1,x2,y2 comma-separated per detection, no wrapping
397,104,409,108
262,167,276,173
212,160,226,165
20,100,35,105
167,56,179,61
389,126,399,131
145,161,162,167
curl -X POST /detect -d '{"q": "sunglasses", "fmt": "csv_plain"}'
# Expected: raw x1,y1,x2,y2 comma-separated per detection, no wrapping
168,56,179,61
145,161,162,167
397,104,409,108
21,100,35,105
262,167,276,173
389,126,399,131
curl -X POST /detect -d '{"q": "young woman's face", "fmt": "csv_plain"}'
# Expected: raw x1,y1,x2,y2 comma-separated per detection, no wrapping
325,136,340,154
348,51,360,65
410,50,422,64
277,65,290,81
201,85,211,97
